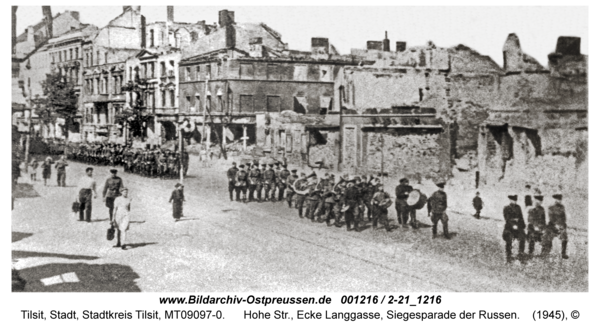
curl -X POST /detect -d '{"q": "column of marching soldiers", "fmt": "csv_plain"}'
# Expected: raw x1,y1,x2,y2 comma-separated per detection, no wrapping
227,161,572,264
66,142,190,179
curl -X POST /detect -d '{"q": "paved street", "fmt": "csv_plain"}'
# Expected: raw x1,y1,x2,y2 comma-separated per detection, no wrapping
12,157,588,292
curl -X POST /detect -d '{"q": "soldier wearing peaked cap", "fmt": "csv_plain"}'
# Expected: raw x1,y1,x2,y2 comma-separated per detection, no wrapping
235,165,249,202
542,194,569,259
395,177,416,228
527,195,546,256
226,162,238,201
263,164,275,201
256,164,266,202
278,164,290,201
272,163,282,202
286,169,298,208
248,164,261,202
502,194,526,263
428,182,449,239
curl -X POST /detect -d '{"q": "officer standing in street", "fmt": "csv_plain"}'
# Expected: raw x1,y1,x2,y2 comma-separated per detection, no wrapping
502,194,527,263
542,194,570,259
103,169,125,222
395,178,415,228
527,195,546,256
227,162,238,201
428,182,449,239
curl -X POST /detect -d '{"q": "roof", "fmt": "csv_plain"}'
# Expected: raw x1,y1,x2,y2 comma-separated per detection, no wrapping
16,11,78,43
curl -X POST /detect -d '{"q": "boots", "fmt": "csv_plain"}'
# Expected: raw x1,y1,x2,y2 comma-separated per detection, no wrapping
432,224,438,238
561,241,569,259
528,242,535,256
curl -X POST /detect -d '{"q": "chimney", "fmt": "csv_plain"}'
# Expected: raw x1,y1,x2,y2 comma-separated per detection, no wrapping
167,6,174,23
556,36,581,56
367,41,383,51
131,6,141,13
219,9,235,27
311,37,329,55
140,15,146,48
42,6,53,39
123,6,132,12
70,11,80,21
383,31,390,52
12,6,17,55
396,41,406,52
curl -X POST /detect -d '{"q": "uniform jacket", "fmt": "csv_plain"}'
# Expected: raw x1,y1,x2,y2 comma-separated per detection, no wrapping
286,175,298,190
527,205,546,227
236,169,248,185
103,176,124,198
548,203,567,228
472,196,483,210
169,189,185,202
279,169,291,184
227,167,238,181
249,168,261,185
55,160,68,172
372,191,391,207
395,184,413,201
503,203,526,230
427,190,447,214
344,186,361,204
263,169,275,183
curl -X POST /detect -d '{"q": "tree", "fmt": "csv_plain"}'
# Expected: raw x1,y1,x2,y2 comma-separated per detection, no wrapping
40,69,78,142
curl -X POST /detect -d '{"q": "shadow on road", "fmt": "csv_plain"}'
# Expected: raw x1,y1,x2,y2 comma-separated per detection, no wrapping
126,242,157,249
13,184,40,198
177,217,201,222
12,250,99,261
14,262,141,292
12,232,33,243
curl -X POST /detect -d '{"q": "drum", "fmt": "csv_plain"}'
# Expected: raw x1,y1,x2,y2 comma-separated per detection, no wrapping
407,189,428,210
381,198,393,208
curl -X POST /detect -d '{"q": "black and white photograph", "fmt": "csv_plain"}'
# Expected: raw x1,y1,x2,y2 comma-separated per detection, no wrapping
9,2,594,325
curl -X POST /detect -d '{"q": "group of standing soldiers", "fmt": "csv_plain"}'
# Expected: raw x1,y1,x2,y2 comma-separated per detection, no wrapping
502,192,570,263
68,142,189,179
226,161,450,235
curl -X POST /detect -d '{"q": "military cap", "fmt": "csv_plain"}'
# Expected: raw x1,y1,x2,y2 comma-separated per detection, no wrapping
239,164,245,168
110,169,118,174
307,172,317,179
175,183,182,188
247,162,252,167
436,182,445,188
282,164,287,168
261,163,267,167
534,195,544,201
552,194,563,200
400,178,409,183
291,169,298,173
354,176,362,181
274,162,280,166
268,164,274,167
508,195,518,201
232,161,237,165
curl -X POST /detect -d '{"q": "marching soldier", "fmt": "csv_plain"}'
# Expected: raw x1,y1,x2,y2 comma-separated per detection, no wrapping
314,172,331,219
248,164,261,202
372,180,393,232
343,179,361,232
320,174,338,226
395,178,416,228
235,164,249,202
294,173,308,217
103,169,125,222
305,177,321,222
542,194,569,259
502,194,526,263
286,169,298,208
227,162,238,201
428,182,449,239
278,164,290,201
272,163,281,202
527,195,546,256
263,164,275,202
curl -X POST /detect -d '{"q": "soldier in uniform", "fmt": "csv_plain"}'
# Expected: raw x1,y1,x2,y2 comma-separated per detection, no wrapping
227,162,238,201
502,194,526,263
542,194,569,259
271,163,281,202
395,178,416,228
305,176,321,222
362,176,377,222
343,179,361,232
256,164,266,202
294,173,308,217
263,164,275,202
527,195,546,256
524,184,533,212
248,164,261,202
278,164,290,201
428,182,449,239
372,180,393,232
286,169,298,208
235,164,248,202
103,169,125,222
320,174,338,226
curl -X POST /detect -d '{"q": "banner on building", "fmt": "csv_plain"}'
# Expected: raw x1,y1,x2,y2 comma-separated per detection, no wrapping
225,127,234,141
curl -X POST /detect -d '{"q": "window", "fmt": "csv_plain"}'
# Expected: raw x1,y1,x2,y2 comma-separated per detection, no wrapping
161,90,166,107
103,77,108,94
196,66,201,80
150,62,155,78
194,95,200,112
267,96,281,113
227,90,233,111
74,68,79,84
105,52,108,64
75,48,79,59
129,67,132,81
69,49,73,60
206,95,212,111
240,63,254,79
90,52,93,66
186,67,191,81
59,51,62,62
141,64,147,79
205,64,211,79
294,65,307,81
95,78,100,94
96,51,100,65
113,77,118,94
160,62,166,76
64,50,67,61
267,64,279,80
240,95,254,112
170,90,175,107
150,29,154,47
186,96,191,109
217,63,222,77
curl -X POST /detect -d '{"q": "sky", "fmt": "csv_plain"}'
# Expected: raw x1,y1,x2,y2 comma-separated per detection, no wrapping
14,6,588,67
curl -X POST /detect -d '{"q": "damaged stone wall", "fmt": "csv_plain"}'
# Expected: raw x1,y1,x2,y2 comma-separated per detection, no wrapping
361,130,448,181
307,130,339,169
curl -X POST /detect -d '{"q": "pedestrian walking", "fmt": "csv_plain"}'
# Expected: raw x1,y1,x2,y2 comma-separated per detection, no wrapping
427,182,449,239
112,187,132,250
472,191,483,219
29,158,39,182
41,157,53,186
169,183,185,221
76,167,98,222
55,155,68,187
103,169,124,222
